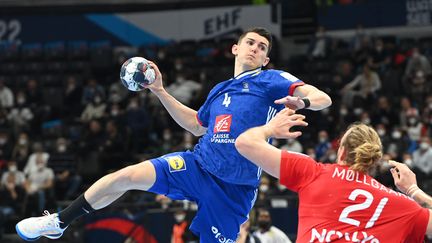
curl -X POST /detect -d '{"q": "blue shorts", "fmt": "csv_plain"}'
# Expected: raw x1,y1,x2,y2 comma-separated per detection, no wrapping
148,151,257,242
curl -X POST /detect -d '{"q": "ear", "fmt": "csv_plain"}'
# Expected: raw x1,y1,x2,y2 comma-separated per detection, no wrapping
339,146,347,162
232,44,238,56
262,57,270,67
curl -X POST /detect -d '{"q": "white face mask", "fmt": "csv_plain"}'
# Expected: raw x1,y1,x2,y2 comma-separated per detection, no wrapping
420,142,429,150
163,133,171,141
392,131,401,139
408,117,417,125
362,118,371,125
174,214,186,223
17,97,26,105
184,142,193,149
57,144,66,153
329,154,337,161
319,137,327,143
377,129,385,136
340,108,348,116
259,185,269,192
19,138,28,146
37,162,45,170
9,165,17,172
353,108,363,116
277,184,287,191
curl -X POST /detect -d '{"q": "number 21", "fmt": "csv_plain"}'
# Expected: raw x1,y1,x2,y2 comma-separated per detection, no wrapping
339,189,388,228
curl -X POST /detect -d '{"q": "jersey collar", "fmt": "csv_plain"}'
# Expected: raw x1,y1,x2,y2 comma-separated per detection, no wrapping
233,67,262,80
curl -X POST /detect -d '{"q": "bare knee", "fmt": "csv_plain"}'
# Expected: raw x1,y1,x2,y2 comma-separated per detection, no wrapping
109,160,156,191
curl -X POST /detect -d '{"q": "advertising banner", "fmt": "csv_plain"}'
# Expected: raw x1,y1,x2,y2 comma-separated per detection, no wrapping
0,5,279,45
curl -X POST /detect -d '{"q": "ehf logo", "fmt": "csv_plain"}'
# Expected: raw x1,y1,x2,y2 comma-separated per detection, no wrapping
214,115,232,133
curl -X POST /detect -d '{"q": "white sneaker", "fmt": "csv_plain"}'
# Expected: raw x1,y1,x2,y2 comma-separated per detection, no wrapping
16,210,67,241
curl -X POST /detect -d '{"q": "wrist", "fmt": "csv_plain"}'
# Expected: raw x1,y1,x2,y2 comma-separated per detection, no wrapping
301,98,311,109
405,184,419,195
410,188,422,199
152,87,166,97
262,125,274,139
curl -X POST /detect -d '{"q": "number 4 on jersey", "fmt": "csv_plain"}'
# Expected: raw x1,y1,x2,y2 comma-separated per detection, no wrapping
222,93,231,107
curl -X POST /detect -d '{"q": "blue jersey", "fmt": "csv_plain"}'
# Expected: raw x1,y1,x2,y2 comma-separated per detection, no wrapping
194,68,304,187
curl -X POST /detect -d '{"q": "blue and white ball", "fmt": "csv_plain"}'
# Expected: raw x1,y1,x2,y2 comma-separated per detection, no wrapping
120,57,156,91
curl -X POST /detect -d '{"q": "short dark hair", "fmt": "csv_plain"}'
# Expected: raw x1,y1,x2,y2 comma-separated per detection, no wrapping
238,27,272,55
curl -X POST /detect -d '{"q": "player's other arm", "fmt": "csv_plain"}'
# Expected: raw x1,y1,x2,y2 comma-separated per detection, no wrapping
388,160,432,234
275,84,332,111
235,109,307,178
146,62,207,136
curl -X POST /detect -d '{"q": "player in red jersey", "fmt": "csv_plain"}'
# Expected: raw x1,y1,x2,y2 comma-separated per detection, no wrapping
235,108,432,242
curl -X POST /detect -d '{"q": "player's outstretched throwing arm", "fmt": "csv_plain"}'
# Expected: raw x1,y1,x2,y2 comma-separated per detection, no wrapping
145,61,207,136
275,84,332,111
235,108,308,178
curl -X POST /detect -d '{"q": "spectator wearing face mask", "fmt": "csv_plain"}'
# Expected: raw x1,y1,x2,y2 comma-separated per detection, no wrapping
255,176,278,208
23,142,49,176
63,76,83,119
0,79,14,109
126,97,149,153
375,124,391,152
320,148,338,163
100,120,126,172
0,131,12,162
47,138,81,200
0,160,26,238
315,130,331,161
238,219,261,243
253,208,292,243
341,64,381,108
412,136,432,183
81,78,105,106
279,138,303,153
80,94,107,123
170,209,197,243
24,153,54,216
108,81,128,105
406,114,423,142
8,90,34,134
404,47,431,79
0,160,26,217
371,96,399,129
386,127,410,161
11,132,31,169
166,73,202,106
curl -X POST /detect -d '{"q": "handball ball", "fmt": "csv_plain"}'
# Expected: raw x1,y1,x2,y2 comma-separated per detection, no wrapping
120,57,156,91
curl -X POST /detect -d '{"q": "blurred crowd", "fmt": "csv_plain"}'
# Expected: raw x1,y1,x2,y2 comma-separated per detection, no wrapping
0,26,432,240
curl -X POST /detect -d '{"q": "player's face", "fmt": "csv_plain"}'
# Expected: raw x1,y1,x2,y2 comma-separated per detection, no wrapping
232,32,270,69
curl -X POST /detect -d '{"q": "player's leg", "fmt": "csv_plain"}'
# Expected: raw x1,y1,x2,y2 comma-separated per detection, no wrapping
15,160,156,241
83,160,156,209
189,175,257,243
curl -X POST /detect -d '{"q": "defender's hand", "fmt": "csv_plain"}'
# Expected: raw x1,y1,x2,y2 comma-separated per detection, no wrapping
388,160,417,194
266,108,308,139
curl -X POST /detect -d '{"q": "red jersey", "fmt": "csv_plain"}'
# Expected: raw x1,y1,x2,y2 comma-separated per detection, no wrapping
279,151,429,243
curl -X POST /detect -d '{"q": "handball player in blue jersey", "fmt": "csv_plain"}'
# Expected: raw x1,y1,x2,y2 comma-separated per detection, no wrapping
16,27,331,242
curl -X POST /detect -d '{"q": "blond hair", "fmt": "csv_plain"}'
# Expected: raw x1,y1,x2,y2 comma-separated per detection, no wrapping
341,123,382,173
